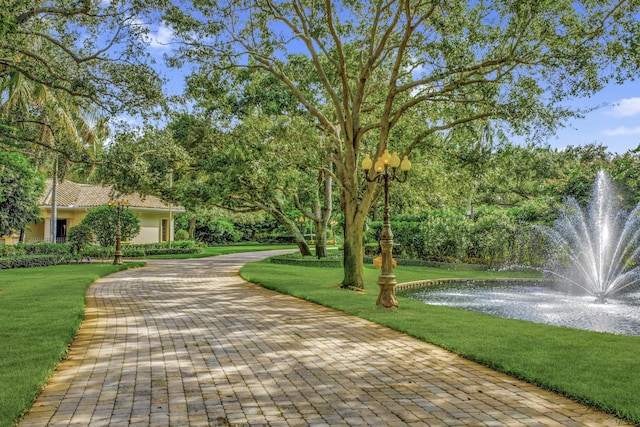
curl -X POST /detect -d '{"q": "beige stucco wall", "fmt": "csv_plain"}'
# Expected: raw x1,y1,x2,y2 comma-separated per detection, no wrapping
132,210,174,244
17,207,178,245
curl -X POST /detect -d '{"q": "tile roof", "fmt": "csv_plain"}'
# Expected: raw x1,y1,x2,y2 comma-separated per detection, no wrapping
40,180,184,211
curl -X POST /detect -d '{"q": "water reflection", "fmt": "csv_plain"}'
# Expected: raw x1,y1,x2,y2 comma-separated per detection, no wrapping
401,280,640,336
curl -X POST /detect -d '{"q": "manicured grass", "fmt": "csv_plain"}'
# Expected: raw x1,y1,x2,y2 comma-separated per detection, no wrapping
146,243,298,259
0,263,143,427
240,260,640,425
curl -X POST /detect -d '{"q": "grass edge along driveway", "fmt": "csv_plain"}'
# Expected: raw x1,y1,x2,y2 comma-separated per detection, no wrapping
240,260,640,426
0,263,144,427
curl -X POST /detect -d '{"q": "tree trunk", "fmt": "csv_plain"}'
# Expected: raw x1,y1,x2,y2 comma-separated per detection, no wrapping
315,220,327,258
341,212,366,289
340,181,370,289
337,146,374,290
288,221,312,256
50,158,58,243
267,205,313,256
294,164,333,258
188,216,196,239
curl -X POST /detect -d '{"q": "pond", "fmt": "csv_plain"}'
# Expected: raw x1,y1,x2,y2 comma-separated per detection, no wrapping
400,279,640,336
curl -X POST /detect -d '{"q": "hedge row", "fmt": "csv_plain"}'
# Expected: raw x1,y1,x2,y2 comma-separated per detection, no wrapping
268,253,515,272
0,243,71,257
0,241,203,269
366,207,548,267
0,255,63,269
362,256,504,271
269,253,343,268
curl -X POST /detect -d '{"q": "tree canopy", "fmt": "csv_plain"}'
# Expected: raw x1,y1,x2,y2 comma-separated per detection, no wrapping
162,0,640,288
0,0,164,160
0,151,45,237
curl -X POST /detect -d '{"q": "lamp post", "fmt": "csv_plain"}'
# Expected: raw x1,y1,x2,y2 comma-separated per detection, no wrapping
361,149,411,307
108,199,130,265
295,216,307,235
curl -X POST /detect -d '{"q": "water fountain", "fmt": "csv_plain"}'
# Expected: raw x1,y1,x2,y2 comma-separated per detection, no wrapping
540,170,640,302
401,171,640,335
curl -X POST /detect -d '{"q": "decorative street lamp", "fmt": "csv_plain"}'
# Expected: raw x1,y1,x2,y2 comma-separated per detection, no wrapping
295,216,307,234
361,149,411,307
108,199,130,265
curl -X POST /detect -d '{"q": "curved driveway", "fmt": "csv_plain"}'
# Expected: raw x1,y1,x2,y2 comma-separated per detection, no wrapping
19,251,632,426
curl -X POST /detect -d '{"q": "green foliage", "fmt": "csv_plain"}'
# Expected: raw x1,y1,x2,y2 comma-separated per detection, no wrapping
67,224,94,256
164,0,640,289
78,241,202,259
95,126,190,198
175,210,284,243
80,206,141,247
269,253,343,268
194,218,243,245
369,207,546,266
174,229,190,241
0,255,62,269
0,243,84,269
0,152,45,236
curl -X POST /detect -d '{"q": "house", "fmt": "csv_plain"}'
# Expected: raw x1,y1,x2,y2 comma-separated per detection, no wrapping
3,180,185,245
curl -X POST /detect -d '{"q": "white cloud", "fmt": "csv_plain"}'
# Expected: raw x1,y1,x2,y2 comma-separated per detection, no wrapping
602,126,640,136
607,97,640,117
148,25,175,49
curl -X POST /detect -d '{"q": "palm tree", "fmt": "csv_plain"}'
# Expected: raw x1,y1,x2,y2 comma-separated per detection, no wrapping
1,66,106,242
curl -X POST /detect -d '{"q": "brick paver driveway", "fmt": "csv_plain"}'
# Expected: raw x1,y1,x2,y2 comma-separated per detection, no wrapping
18,251,632,426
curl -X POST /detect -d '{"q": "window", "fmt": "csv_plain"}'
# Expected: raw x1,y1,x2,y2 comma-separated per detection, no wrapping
161,219,168,242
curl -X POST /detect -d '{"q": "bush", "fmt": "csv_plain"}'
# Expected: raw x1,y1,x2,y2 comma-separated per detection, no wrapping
367,207,545,266
18,243,71,256
269,253,343,268
141,247,202,256
82,245,113,259
80,205,141,246
122,249,146,258
67,224,94,256
194,218,242,245
174,229,190,241
0,255,64,269
255,235,296,244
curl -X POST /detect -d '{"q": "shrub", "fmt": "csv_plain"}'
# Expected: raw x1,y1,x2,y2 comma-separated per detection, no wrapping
0,255,64,269
269,253,342,268
19,243,71,256
194,218,242,244
368,207,544,266
122,249,146,258
174,229,190,241
67,224,94,256
80,205,141,246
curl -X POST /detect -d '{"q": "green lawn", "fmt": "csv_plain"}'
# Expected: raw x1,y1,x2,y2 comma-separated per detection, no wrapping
0,263,143,427
240,260,640,425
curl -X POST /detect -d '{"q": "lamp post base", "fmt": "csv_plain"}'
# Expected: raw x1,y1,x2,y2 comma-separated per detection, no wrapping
113,251,123,265
376,274,398,308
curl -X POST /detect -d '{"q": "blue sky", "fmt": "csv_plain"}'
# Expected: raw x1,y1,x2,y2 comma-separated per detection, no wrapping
142,23,640,155
549,81,640,154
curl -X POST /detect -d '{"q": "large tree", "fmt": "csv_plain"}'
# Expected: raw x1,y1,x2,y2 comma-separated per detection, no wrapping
0,151,44,237
171,111,320,256
0,0,163,158
164,0,640,288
